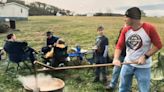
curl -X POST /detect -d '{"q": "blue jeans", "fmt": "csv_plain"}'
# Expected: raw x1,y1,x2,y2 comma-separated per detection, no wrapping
95,55,107,79
109,56,124,88
119,64,150,92
109,66,121,88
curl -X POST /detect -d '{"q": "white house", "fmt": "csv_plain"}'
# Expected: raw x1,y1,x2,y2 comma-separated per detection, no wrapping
87,13,93,17
0,2,29,21
56,11,62,16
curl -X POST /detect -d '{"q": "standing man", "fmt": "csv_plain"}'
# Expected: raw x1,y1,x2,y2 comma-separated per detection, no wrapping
113,7,162,92
93,26,109,83
105,26,126,90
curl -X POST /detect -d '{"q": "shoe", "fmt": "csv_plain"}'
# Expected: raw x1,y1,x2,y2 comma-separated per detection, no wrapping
46,62,50,66
93,77,100,82
58,63,65,67
105,85,114,90
42,67,48,70
103,78,107,83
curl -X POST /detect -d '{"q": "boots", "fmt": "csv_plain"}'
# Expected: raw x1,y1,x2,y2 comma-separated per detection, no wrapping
93,77,100,82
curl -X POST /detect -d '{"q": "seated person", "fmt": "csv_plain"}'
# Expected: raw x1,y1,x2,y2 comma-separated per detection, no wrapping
41,31,59,54
3,33,36,65
51,39,68,67
41,31,59,64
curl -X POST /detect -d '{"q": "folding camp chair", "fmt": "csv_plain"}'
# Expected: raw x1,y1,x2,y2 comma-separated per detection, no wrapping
5,54,32,73
0,47,3,60
68,46,95,65
4,41,33,73
151,52,164,92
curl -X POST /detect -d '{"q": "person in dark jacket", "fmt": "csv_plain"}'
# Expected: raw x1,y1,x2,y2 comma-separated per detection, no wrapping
41,31,59,54
41,31,59,65
4,33,36,65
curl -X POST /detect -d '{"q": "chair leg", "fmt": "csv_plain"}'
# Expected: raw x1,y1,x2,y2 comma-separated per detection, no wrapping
16,63,21,71
5,61,10,72
151,80,161,92
23,61,32,72
11,63,21,76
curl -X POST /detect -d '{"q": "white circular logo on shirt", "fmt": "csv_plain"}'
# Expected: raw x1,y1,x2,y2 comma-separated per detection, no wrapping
126,34,142,50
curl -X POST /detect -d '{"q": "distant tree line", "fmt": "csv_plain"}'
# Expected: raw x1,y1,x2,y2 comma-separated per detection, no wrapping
6,0,72,16
94,13,123,16
94,11,145,17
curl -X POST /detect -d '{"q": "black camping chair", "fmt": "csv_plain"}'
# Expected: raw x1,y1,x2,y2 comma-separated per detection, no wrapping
151,52,164,92
4,41,33,72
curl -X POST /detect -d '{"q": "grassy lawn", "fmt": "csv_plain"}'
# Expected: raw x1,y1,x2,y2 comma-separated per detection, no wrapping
0,16,164,92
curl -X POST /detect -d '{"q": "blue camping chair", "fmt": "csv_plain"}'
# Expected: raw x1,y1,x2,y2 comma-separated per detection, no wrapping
4,41,33,72
68,46,83,60
68,46,95,64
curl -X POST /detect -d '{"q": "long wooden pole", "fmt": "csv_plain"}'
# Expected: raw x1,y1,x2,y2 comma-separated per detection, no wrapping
34,61,138,72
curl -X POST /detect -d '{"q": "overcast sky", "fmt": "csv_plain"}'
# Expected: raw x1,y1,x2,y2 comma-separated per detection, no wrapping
24,0,164,16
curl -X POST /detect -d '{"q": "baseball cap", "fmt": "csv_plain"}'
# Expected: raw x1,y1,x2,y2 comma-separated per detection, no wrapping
46,31,53,36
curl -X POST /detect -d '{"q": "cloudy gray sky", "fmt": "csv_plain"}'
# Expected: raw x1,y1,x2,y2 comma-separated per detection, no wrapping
24,0,164,16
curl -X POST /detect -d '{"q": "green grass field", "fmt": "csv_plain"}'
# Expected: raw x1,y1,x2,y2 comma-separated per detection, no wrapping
0,16,163,92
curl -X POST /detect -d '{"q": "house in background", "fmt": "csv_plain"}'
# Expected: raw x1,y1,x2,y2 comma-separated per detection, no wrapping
87,13,93,17
56,11,62,16
0,2,29,21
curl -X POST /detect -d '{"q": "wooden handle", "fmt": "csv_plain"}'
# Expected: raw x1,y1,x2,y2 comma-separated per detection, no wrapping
34,61,138,72
34,61,56,70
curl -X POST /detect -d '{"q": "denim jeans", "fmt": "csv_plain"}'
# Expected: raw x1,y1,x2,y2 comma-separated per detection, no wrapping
109,56,124,88
25,47,36,64
109,66,121,88
119,64,150,92
95,55,107,79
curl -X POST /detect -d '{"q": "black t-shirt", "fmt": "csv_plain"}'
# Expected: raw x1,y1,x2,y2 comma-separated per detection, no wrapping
95,35,108,56
47,36,59,46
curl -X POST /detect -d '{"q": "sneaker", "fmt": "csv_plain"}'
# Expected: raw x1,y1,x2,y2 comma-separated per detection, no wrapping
42,67,47,70
105,85,114,91
102,78,108,84
103,77,107,82
46,62,50,66
93,77,100,82
58,63,64,67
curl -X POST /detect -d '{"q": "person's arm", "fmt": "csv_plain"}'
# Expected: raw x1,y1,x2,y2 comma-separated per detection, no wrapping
3,41,8,52
137,24,163,64
103,37,109,58
113,49,122,66
47,38,52,47
145,46,161,57
113,27,126,66
103,45,108,58
52,36,60,47
137,45,162,64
